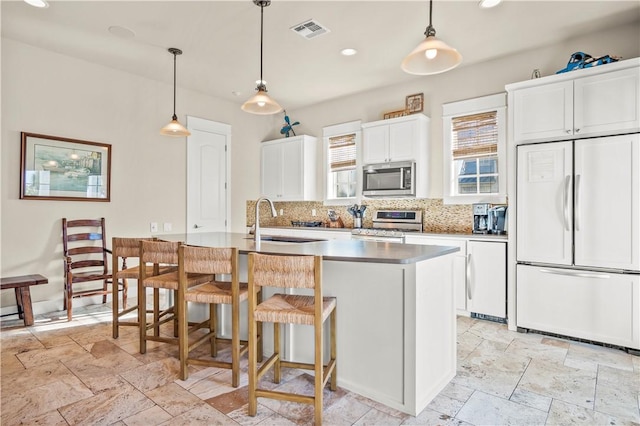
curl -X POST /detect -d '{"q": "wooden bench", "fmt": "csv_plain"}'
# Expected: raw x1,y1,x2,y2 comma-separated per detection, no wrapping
1,274,48,326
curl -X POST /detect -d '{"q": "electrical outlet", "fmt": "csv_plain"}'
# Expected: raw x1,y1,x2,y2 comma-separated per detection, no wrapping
163,222,172,232
150,222,158,232
279,209,284,216
312,209,317,216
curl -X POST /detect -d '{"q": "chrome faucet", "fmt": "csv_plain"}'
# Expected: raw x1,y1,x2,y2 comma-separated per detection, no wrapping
254,197,277,243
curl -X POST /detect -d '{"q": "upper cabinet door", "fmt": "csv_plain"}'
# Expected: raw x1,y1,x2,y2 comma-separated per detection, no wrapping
574,134,640,271
280,139,304,200
388,120,417,162
512,81,573,143
261,142,283,199
362,125,389,164
574,67,640,137
517,141,573,265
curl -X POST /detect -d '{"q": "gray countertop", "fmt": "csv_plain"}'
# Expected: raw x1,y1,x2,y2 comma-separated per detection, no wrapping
160,232,459,264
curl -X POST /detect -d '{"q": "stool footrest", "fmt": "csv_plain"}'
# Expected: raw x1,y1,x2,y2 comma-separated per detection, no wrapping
187,357,232,369
255,389,314,405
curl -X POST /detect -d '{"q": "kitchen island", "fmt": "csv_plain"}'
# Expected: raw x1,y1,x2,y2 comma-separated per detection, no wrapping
161,232,459,416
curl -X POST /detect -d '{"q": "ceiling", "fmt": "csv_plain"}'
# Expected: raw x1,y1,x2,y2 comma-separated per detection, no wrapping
2,1,639,111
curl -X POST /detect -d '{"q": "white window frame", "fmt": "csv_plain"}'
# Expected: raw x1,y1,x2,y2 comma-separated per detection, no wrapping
443,93,507,205
323,120,362,205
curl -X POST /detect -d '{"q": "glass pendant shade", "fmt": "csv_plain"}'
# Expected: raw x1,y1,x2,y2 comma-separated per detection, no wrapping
402,0,462,76
241,87,283,115
401,35,462,75
160,116,191,136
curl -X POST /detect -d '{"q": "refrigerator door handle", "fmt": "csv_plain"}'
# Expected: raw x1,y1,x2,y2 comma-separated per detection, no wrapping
539,268,610,279
575,174,581,231
563,175,571,231
466,253,472,300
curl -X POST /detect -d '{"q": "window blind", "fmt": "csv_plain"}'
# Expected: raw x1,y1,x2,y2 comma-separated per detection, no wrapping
329,133,356,171
451,111,498,159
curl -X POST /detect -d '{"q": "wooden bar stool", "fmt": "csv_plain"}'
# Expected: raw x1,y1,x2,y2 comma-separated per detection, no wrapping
111,237,176,339
177,245,262,387
138,240,212,354
247,253,337,425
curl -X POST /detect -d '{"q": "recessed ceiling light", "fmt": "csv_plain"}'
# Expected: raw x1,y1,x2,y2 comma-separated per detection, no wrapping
232,91,242,97
341,48,358,56
108,25,136,39
24,0,49,8
479,0,502,8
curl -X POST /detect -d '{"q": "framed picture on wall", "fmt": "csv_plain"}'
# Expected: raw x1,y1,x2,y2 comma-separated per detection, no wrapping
20,132,111,201
406,93,424,114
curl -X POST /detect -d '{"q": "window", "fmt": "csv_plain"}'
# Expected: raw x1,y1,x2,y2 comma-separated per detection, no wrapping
323,121,361,203
443,93,506,204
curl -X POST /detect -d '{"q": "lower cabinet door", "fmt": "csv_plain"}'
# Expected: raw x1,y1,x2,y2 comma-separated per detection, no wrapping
467,241,507,318
517,264,640,349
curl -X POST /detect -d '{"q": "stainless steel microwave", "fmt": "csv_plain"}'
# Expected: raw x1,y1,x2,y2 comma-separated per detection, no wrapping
362,161,416,197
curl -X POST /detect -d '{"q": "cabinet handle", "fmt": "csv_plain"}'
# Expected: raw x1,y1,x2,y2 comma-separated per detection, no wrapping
575,174,581,232
566,130,572,134
575,128,580,133
563,175,571,231
539,268,610,279
466,253,472,300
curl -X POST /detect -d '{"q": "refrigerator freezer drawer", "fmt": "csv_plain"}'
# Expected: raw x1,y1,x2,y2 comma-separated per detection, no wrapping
516,264,640,349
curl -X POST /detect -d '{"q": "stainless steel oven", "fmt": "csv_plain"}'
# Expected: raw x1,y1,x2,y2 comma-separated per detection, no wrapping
351,210,423,243
362,161,416,197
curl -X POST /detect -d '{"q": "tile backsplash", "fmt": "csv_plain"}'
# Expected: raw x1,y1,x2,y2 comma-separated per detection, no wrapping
246,199,475,234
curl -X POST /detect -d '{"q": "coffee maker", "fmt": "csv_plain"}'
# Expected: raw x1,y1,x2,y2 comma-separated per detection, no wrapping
488,205,508,235
472,203,491,234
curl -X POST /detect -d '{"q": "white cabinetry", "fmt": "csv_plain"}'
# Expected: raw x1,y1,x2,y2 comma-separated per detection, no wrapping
362,115,427,164
260,135,317,201
511,63,640,144
405,235,506,318
517,265,640,349
361,114,430,197
467,240,507,319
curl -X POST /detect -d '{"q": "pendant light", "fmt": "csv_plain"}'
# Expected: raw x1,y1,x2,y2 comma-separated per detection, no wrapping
401,0,462,75
241,0,283,115
160,47,191,137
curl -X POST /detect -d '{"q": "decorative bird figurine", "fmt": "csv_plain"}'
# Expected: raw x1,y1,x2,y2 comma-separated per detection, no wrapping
280,110,300,137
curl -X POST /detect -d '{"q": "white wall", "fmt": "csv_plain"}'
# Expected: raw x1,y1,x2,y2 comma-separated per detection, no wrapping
0,39,268,310
2,21,639,311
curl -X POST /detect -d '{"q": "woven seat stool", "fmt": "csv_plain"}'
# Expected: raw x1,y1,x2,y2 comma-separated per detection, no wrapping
177,245,262,387
111,237,176,339
138,240,212,354
247,253,336,425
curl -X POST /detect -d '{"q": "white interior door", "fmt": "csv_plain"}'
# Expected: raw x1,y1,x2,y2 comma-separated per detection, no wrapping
574,134,640,271
187,116,230,233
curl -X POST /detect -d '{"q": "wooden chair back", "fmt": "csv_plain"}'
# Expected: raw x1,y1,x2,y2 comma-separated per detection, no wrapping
62,218,109,278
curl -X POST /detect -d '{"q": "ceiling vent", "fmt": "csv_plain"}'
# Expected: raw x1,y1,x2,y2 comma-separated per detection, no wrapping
290,19,330,39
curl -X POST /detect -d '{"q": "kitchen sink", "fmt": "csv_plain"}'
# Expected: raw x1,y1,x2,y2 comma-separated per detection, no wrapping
245,235,325,243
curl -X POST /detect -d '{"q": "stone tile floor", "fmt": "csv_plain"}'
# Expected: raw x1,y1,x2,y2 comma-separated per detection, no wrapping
1,302,639,425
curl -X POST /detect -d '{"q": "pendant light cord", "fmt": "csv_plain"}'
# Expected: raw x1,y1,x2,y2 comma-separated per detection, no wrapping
260,2,264,84
425,0,436,37
172,51,177,120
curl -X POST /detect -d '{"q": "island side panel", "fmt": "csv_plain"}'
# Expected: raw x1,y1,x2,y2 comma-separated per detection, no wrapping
284,260,407,410
407,253,457,415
